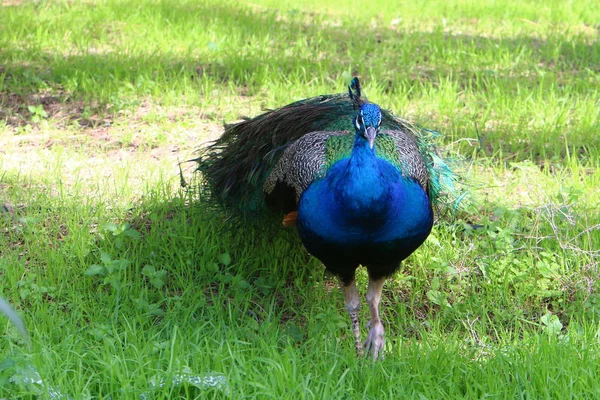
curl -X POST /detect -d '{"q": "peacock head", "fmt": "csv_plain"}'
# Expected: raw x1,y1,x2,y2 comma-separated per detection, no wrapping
354,103,382,149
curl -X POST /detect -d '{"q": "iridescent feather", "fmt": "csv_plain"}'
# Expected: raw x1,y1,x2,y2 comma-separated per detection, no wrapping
196,78,460,359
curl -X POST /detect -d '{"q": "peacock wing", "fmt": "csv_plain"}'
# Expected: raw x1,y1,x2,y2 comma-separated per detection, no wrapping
377,130,430,194
263,130,352,213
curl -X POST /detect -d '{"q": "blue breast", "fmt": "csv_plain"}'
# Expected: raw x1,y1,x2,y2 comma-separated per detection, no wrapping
296,156,433,280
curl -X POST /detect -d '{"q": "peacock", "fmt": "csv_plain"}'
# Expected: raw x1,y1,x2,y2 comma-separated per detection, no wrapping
197,78,455,359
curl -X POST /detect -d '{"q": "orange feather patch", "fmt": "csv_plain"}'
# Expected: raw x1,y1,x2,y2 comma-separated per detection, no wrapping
282,211,298,227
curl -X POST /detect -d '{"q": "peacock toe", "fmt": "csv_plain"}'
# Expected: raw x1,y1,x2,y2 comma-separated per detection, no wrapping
363,321,385,361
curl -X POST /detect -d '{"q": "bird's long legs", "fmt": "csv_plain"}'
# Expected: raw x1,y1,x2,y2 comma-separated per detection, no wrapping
340,279,363,356
364,276,386,360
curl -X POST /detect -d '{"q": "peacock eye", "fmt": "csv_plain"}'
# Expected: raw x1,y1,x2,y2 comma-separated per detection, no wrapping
355,116,363,130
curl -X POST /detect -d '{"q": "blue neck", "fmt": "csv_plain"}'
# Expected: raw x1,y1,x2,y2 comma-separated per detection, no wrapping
336,132,387,219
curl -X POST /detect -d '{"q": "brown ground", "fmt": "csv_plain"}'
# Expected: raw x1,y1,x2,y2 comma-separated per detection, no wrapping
0,96,224,195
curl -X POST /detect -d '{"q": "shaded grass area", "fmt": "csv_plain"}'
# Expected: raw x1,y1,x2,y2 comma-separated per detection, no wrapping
1,0,599,159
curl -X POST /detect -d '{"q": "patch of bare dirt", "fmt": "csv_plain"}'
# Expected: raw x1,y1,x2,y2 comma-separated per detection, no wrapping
0,90,110,128
0,97,227,200
1,0,26,5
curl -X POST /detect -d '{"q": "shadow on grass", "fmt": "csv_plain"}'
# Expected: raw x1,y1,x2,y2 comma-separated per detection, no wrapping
2,165,599,373
1,1,599,160
119,185,326,325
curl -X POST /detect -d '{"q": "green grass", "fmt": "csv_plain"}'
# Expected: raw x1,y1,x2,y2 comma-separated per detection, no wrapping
1,0,600,398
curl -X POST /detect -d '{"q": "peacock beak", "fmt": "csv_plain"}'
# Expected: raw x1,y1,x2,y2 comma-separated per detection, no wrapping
365,127,377,149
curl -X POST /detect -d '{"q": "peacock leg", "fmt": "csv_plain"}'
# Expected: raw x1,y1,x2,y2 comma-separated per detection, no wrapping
340,279,362,356
364,276,386,360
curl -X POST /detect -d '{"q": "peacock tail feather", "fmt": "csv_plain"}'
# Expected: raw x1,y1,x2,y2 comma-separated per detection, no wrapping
196,77,460,216
196,92,360,212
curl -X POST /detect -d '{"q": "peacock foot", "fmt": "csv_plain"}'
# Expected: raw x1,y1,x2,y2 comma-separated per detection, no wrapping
363,321,385,360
